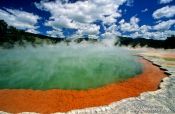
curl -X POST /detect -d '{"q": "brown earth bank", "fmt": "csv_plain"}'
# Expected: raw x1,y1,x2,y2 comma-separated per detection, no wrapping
0,58,166,113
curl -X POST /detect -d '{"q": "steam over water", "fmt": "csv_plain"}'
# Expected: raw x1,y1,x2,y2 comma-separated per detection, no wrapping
0,41,142,90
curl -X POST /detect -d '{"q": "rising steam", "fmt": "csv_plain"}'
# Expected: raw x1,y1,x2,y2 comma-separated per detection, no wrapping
0,39,143,90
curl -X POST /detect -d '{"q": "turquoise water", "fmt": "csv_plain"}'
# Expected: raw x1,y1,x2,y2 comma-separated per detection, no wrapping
0,44,142,90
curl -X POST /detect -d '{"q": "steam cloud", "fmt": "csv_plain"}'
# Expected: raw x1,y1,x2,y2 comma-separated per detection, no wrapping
0,40,143,90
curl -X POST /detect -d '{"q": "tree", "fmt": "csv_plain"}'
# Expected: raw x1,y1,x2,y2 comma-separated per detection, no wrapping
0,20,8,37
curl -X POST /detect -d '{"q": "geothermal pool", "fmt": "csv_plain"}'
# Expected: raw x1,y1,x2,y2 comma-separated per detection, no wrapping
0,44,142,90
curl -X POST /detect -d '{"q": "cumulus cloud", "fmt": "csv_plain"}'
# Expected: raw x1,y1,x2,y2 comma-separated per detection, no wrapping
46,29,65,38
119,16,140,32
45,16,77,29
125,19,175,40
0,8,40,31
76,24,100,35
35,0,126,37
101,25,121,39
26,28,40,34
70,23,100,38
35,0,125,25
69,34,84,39
153,19,175,30
159,0,173,4
153,6,175,19
88,35,99,39
140,25,152,33
118,16,175,39
130,30,175,40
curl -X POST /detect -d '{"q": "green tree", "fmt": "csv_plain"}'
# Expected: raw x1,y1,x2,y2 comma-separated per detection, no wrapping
0,20,8,36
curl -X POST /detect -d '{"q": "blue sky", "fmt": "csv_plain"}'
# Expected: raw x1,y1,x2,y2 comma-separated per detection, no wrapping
0,0,175,39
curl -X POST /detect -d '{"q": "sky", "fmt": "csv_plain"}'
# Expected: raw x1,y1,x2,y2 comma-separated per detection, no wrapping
0,0,175,40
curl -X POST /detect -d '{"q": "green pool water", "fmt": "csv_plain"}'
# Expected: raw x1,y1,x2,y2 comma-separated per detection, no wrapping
0,44,143,90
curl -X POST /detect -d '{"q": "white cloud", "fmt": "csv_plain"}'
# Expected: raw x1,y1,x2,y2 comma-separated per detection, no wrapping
0,8,40,30
46,29,65,38
88,35,99,39
141,8,148,12
118,9,175,40
36,0,125,25
35,0,126,37
153,19,175,30
70,23,100,38
26,28,40,34
159,0,173,4
69,34,84,39
45,16,77,29
140,25,152,33
126,0,134,7
76,24,100,35
119,16,140,32
121,18,175,40
122,19,175,39
101,31,120,39
130,30,175,40
153,6,175,19
103,13,121,25
118,15,175,39
130,16,140,25
101,24,121,39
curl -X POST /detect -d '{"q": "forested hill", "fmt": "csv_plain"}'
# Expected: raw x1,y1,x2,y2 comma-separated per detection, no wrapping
117,36,175,49
0,19,175,49
0,20,65,48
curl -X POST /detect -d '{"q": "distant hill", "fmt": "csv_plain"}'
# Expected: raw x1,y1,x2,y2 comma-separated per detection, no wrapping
0,20,99,48
117,36,175,49
0,20,66,48
0,19,175,49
